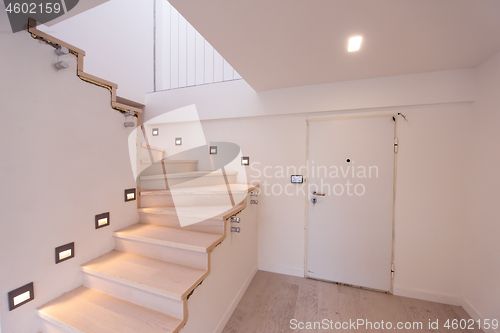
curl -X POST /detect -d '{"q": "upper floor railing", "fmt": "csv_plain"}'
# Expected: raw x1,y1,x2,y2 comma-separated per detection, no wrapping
154,1,242,91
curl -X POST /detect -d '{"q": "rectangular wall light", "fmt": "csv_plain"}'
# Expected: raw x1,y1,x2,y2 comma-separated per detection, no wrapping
152,128,159,136
8,282,34,311
125,188,136,202
242,157,250,165
55,242,75,264
210,146,217,154
175,137,182,145
348,36,362,52
95,212,110,229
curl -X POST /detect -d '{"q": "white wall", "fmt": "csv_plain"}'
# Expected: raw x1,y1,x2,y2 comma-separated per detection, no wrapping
39,0,154,104
462,50,500,329
393,103,472,305
201,115,308,276
182,195,258,333
0,16,139,332
155,1,241,91
145,69,474,121
144,73,475,302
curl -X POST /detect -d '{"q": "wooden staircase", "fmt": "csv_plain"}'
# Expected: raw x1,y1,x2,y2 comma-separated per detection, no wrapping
37,145,257,332
25,21,258,332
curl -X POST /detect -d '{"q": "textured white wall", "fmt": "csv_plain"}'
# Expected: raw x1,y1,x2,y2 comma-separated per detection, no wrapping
0,17,139,332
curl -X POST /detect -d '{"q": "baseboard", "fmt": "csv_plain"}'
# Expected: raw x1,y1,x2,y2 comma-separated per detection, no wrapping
461,298,499,333
393,285,462,306
213,264,258,333
258,262,304,277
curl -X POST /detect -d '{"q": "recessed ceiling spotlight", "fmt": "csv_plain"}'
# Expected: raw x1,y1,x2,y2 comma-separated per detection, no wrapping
348,36,362,52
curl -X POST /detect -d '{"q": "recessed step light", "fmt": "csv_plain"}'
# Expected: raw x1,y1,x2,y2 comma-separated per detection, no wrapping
8,283,34,311
95,212,110,229
348,36,362,52
125,188,136,202
55,242,75,264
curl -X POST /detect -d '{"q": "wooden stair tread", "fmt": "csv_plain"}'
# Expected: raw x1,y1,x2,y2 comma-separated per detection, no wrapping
139,170,238,181
138,204,245,220
28,19,85,55
141,184,258,196
116,95,145,109
115,224,222,253
38,286,182,333
81,251,206,300
111,101,143,114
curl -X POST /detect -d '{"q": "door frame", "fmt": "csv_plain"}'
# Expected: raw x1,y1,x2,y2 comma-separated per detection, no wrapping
304,113,399,294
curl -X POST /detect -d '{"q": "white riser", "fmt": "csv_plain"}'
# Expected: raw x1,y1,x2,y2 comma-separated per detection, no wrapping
139,161,198,176
139,214,224,235
140,173,237,190
114,238,208,270
82,273,185,320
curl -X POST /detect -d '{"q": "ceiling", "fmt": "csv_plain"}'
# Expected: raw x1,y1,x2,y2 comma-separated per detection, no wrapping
168,0,500,91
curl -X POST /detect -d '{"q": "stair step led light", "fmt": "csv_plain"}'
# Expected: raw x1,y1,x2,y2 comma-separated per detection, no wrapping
8,282,34,311
175,138,182,145
242,157,250,165
55,242,75,264
125,188,136,202
210,146,217,154
152,128,159,136
348,36,362,52
95,212,110,229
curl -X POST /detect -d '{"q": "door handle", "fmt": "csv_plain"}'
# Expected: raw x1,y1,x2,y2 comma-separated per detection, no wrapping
312,191,326,196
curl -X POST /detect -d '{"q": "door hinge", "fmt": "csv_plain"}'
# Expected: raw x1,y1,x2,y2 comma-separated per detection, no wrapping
391,263,395,279
394,138,398,153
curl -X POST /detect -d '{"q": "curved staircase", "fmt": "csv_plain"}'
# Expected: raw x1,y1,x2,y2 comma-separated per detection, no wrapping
37,146,258,333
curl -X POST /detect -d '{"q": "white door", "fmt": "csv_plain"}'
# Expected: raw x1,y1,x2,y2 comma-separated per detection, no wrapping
307,116,395,292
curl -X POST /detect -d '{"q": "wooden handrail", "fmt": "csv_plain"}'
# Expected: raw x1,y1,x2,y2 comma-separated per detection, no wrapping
27,18,142,115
